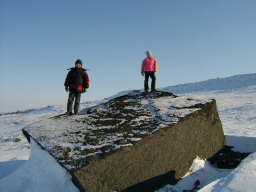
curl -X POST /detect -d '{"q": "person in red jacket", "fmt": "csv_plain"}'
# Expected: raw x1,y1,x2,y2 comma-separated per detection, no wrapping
141,50,158,92
64,59,90,115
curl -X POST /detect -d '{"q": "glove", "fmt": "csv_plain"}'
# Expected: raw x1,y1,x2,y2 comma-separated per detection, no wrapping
141,72,145,76
65,86,68,92
83,88,88,92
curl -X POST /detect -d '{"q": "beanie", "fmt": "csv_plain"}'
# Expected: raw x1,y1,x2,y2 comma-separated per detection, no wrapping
75,59,83,66
145,50,152,55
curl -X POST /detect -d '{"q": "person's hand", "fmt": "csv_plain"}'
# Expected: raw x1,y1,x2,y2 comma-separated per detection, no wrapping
65,86,68,92
141,72,145,76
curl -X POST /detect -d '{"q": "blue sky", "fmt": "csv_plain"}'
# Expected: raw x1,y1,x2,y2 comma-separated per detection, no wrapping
0,0,256,112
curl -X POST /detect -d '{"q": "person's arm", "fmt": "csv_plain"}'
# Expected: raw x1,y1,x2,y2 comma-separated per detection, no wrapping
154,59,158,72
141,59,146,76
83,70,90,89
64,70,72,87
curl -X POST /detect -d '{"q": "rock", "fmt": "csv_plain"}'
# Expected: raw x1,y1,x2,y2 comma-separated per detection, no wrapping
22,90,225,192
13,138,21,143
208,145,250,169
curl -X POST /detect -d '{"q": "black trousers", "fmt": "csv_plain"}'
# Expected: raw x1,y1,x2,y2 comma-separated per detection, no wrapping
144,71,156,91
67,90,81,114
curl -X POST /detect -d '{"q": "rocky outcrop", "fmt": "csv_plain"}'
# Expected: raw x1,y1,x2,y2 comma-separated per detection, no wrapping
22,91,225,192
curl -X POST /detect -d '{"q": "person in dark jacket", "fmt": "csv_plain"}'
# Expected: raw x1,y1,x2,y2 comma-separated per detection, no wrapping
64,59,90,115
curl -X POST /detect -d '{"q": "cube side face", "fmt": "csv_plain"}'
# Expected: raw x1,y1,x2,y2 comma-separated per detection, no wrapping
74,100,225,192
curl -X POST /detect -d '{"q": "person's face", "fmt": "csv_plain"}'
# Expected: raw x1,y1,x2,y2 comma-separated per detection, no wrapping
146,52,152,57
76,63,82,68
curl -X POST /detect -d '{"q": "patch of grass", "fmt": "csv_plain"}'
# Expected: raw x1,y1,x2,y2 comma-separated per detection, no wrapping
2,109,36,116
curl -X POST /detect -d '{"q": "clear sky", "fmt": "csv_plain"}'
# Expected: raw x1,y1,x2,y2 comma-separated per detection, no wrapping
0,0,256,112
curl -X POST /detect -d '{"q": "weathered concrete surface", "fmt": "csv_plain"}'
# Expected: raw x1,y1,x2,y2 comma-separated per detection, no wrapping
22,91,225,192
74,99,225,192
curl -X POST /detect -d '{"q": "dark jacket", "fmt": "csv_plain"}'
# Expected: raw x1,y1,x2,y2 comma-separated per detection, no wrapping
64,67,90,93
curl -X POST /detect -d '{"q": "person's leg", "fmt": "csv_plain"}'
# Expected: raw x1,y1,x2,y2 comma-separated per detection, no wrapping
67,91,75,114
144,72,150,91
74,92,81,114
149,72,156,91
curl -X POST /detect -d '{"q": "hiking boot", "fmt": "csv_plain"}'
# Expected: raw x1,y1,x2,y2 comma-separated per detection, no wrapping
151,89,158,92
145,90,150,93
66,111,73,115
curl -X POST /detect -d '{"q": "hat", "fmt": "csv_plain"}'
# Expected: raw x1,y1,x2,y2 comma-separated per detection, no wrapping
145,50,152,55
75,59,83,66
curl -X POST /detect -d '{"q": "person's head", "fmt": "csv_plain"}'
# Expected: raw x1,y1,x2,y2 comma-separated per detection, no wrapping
75,59,82,68
145,50,152,57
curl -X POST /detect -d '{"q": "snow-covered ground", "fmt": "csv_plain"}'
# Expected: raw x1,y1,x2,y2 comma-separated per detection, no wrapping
0,73,256,192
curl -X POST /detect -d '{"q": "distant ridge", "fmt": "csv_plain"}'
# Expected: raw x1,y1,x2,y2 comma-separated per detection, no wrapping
109,74,256,101
162,73,256,94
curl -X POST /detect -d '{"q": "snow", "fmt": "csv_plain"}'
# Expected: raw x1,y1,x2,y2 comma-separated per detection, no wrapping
199,152,256,192
0,139,79,192
156,157,231,192
1,73,256,192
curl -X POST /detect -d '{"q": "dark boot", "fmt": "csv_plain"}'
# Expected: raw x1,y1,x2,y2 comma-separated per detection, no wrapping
66,111,73,115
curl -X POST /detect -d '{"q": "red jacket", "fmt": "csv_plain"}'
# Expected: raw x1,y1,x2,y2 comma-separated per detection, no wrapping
141,57,158,72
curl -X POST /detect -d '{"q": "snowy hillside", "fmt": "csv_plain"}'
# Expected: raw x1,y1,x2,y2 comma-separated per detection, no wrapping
0,73,256,192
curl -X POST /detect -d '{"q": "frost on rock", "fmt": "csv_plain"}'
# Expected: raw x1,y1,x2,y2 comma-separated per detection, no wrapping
23,90,210,172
